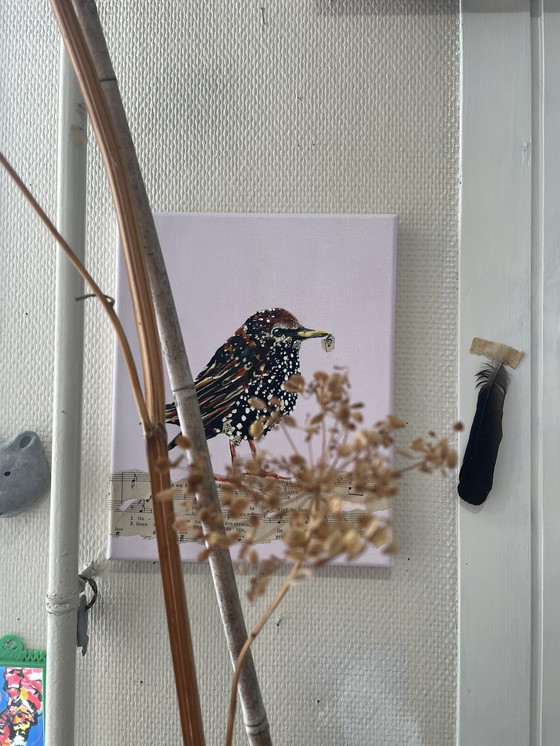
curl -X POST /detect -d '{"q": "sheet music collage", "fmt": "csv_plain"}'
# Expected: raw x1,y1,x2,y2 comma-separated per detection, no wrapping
108,469,388,548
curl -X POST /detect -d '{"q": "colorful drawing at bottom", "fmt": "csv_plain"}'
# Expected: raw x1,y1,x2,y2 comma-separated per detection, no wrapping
0,636,45,746
108,213,398,566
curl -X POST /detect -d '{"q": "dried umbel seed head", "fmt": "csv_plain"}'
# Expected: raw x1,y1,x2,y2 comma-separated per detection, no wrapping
174,434,193,450
174,369,457,603
249,419,264,439
282,374,305,393
155,457,171,474
156,487,175,502
173,517,192,533
228,497,250,518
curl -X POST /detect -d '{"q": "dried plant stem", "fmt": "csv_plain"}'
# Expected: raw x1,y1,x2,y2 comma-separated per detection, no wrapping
49,2,205,743
226,560,302,746
279,422,299,455
0,153,148,429
2,154,203,745
1,153,204,744
66,3,271,744
146,429,205,743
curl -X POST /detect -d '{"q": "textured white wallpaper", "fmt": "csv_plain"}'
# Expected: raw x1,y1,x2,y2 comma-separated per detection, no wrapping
1,1,459,744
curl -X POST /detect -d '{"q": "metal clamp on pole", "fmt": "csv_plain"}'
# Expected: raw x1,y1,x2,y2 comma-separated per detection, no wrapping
76,572,98,656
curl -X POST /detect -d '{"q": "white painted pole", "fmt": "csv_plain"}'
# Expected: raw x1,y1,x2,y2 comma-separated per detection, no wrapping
46,45,87,745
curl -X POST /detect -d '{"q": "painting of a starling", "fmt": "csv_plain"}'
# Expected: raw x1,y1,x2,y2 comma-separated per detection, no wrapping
109,212,398,564
164,308,330,461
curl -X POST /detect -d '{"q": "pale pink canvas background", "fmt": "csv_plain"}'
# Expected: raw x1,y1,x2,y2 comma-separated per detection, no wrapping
109,213,397,564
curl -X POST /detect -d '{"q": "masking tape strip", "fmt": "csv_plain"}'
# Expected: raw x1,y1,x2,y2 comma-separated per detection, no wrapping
469,337,525,369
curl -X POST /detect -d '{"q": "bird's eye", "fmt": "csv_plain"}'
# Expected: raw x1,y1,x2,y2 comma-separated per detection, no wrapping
272,328,283,337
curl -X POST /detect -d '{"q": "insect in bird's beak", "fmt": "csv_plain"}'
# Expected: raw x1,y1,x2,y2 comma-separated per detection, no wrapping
295,327,330,339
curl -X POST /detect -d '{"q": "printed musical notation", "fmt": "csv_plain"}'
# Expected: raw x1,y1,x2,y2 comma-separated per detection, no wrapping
108,470,390,546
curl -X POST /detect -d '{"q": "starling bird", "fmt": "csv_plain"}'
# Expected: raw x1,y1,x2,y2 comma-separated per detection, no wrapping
165,308,329,464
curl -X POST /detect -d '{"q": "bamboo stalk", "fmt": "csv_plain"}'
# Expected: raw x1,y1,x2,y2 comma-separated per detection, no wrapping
49,2,205,743
67,3,272,744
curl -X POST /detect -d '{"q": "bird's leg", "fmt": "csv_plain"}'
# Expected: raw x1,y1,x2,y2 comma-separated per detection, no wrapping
209,440,238,483
246,438,289,480
248,438,258,459
229,441,238,475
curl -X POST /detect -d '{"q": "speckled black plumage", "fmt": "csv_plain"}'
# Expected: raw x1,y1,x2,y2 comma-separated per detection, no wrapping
165,308,328,449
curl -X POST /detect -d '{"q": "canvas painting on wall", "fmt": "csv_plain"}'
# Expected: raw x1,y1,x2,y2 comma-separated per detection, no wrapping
107,213,398,566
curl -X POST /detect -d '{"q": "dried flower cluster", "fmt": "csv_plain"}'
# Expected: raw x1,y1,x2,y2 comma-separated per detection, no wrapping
164,371,457,600
161,370,458,746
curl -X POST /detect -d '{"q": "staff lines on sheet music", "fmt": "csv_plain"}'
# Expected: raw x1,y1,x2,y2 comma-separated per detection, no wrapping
108,470,388,544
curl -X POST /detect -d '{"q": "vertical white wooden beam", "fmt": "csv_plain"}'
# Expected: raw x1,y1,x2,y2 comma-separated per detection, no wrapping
533,3,560,744
459,3,533,745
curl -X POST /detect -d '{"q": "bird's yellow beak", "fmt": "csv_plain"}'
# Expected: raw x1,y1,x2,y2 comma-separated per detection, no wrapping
296,327,330,339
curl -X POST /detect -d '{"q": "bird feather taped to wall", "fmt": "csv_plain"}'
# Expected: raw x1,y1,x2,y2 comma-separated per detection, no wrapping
458,360,510,505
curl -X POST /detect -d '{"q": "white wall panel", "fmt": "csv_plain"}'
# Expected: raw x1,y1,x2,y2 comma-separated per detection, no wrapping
459,2,533,745
533,3,560,744
1,2,459,743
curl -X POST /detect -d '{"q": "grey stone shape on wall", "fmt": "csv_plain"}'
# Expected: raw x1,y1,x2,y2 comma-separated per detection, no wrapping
0,431,50,517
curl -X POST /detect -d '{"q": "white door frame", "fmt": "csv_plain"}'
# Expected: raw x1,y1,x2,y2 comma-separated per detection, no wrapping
459,2,560,744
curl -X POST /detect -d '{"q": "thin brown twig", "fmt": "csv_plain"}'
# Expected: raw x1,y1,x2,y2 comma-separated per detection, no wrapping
0,151,150,429
320,404,327,462
307,435,315,469
393,459,431,476
225,560,303,746
279,421,299,456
